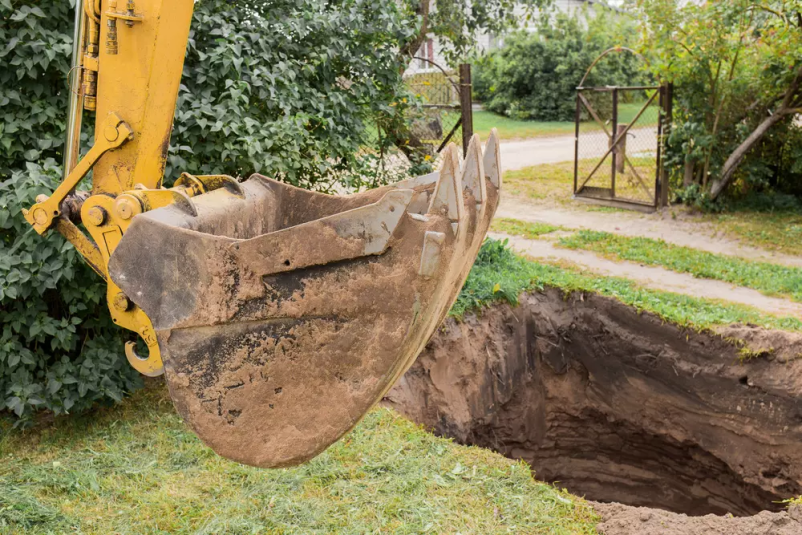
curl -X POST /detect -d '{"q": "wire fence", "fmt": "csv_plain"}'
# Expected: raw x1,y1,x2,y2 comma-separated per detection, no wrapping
575,87,663,208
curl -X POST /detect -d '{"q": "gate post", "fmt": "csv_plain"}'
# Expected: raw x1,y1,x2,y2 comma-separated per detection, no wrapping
658,83,673,208
611,87,618,198
459,64,474,156
574,90,581,195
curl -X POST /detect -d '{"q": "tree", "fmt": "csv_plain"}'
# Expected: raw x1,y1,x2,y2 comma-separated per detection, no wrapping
399,0,552,68
638,0,802,201
473,9,645,121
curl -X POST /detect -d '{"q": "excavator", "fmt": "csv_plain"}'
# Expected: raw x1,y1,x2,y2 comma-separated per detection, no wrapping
21,0,501,468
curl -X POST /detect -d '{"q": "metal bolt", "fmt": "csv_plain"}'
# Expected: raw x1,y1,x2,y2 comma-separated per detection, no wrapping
85,206,107,226
32,208,48,226
115,197,140,220
106,19,119,55
112,292,131,312
104,123,119,142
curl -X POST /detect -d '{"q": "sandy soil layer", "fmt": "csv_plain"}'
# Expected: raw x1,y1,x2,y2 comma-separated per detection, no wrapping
594,502,802,535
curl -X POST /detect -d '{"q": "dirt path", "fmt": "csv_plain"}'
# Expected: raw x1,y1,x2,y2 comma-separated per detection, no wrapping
499,128,656,171
497,196,802,268
491,233,802,317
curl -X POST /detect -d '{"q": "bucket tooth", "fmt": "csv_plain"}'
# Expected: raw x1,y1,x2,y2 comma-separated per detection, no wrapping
461,135,486,208
483,128,502,189
428,144,464,234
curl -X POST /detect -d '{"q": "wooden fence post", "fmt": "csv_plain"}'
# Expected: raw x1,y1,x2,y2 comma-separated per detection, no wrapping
615,123,627,174
459,64,474,156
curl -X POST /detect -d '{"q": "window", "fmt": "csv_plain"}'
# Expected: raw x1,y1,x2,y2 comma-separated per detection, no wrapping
417,38,435,70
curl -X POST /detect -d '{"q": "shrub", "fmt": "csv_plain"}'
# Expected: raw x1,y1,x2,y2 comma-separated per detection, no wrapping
473,10,646,122
0,161,143,420
639,0,802,201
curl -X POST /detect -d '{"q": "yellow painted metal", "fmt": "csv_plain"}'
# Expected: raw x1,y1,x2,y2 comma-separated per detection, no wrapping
22,0,197,376
80,193,164,376
22,113,133,235
54,218,108,280
92,0,195,195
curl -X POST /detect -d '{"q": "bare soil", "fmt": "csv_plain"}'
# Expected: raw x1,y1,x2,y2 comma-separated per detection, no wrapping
386,289,802,531
594,502,802,534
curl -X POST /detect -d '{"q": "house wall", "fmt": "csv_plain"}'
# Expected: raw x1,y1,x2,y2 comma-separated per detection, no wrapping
405,0,609,75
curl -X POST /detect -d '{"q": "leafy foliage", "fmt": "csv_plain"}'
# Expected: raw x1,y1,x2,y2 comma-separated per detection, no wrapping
401,0,552,65
0,0,73,175
0,161,142,421
170,0,416,191
638,0,802,200
473,10,646,121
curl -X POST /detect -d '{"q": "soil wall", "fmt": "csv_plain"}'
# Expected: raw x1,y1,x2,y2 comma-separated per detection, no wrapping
385,289,802,516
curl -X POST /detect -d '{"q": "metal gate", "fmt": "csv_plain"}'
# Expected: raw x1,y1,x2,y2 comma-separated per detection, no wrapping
404,62,474,156
573,85,669,211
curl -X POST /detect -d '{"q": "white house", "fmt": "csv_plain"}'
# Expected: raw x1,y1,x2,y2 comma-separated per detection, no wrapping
406,0,621,75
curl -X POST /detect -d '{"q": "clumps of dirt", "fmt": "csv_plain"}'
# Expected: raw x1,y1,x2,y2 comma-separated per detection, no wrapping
716,324,802,363
386,287,802,519
594,502,802,535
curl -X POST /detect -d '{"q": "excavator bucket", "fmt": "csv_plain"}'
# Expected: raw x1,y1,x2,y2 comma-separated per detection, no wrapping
107,134,502,467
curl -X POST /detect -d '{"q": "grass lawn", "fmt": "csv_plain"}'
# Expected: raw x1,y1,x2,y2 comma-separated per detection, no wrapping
502,161,577,203
490,218,563,239
453,239,802,333
556,230,802,303
708,210,802,258
501,160,802,256
502,157,655,206
0,383,599,534
2,239,801,534
473,103,654,141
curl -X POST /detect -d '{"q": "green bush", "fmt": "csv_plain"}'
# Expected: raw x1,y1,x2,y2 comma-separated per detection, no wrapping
0,0,414,420
473,10,646,121
640,0,802,202
0,161,143,420
170,0,415,191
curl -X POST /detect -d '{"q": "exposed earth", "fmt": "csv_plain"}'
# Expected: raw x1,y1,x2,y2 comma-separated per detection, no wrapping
594,502,802,534
387,291,802,534
389,136,802,533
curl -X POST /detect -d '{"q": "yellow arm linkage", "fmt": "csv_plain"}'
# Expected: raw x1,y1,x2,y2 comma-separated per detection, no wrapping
22,0,197,377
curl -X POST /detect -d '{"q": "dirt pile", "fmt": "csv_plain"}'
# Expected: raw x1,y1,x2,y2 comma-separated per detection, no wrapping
594,502,802,535
385,288,802,518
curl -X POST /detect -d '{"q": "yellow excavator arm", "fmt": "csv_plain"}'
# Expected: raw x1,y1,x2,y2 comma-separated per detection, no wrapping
21,0,503,467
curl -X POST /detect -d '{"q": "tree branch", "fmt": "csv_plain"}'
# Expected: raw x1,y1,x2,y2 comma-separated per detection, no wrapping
399,0,431,60
710,64,802,200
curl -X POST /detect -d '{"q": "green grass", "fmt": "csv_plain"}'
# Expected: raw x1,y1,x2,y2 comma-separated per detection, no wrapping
473,103,655,141
452,239,802,333
556,230,802,303
490,218,562,239
708,210,802,257
0,384,599,534
502,157,656,206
